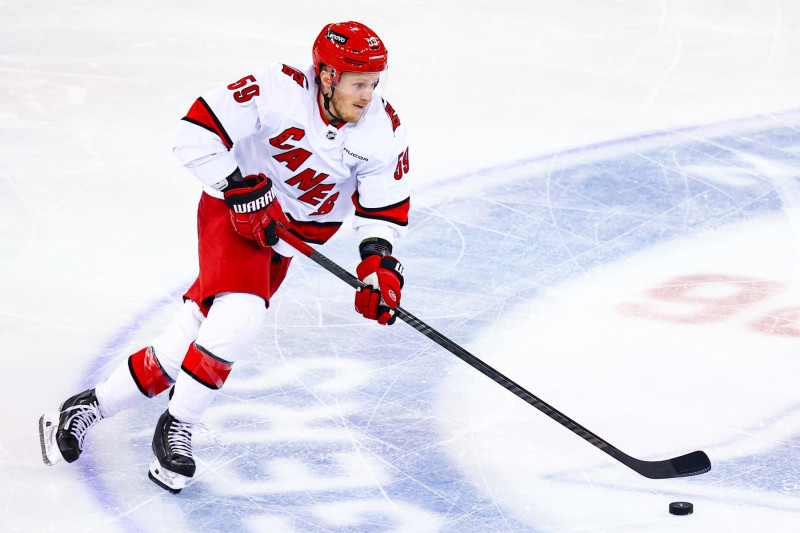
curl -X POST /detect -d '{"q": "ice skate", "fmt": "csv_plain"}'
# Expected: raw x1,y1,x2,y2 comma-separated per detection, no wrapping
39,389,104,465
148,409,198,494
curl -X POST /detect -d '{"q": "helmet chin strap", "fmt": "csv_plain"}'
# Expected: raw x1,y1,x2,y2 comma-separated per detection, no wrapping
320,82,344,124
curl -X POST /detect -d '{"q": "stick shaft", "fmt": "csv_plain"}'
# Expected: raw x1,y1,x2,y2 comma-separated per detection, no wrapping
273,225,710,479
275,227,614,448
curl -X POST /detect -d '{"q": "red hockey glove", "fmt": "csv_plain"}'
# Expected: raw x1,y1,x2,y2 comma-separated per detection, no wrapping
355,255,404,325
223,173,289,248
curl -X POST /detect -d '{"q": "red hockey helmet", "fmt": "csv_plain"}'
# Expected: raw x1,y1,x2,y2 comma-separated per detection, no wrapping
312,21,388,85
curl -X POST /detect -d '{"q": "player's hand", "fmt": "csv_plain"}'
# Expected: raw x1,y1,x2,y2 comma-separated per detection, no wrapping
223,173,289,247
355,255,404,325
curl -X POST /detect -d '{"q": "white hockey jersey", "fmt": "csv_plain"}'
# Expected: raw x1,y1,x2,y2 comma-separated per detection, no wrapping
173,63,410,250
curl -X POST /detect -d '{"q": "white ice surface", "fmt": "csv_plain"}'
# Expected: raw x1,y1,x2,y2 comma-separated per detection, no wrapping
2,1,800,532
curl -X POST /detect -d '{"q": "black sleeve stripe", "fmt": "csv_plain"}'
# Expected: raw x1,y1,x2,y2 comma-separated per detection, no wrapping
354,212,409,226
181,96,234,150
355,196,410,213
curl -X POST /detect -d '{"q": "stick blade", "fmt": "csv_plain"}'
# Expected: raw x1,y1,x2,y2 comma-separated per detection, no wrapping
668,450,711,478
624,449,711,479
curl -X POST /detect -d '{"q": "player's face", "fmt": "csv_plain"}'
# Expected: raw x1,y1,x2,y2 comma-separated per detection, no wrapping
329,72,380,123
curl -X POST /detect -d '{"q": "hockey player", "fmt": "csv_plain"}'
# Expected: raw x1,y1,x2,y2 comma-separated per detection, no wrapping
39,21,410,494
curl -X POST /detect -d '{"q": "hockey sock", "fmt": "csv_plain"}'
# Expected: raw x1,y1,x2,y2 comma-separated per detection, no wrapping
164,292,264,423
95,346,173,418
168,343,233,424
150,300,205,377
129,346,176,397
181,342,233,389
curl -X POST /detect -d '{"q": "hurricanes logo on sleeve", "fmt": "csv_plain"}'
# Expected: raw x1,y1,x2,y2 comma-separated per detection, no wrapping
384,101,401,132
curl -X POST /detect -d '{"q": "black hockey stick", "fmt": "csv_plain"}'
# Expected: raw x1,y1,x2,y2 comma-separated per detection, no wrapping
274,224,711,479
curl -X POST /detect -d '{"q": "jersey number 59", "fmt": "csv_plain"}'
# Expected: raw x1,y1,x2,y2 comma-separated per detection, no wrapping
227,75,260,103
394,147,409,180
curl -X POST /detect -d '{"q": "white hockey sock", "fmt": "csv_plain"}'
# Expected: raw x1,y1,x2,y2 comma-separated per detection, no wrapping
95,358,146,418
166,292,266,424
168,370,219,424
95,301,205,419
151,300,205,378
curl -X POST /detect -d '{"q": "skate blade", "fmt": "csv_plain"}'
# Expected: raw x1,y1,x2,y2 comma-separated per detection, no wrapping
148,458,187,494
38,412,62,466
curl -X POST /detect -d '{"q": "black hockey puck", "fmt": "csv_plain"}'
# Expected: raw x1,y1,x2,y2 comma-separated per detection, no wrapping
669,501,693,515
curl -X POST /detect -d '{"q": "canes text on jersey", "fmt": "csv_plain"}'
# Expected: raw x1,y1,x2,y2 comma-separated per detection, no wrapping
269,127,339,216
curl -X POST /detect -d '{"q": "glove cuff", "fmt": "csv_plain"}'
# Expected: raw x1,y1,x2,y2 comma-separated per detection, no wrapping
359,237,393,260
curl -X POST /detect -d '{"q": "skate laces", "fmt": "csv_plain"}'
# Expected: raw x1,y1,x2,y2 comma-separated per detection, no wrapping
167,419,195,457
167,419,219,457
63,403,104,450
